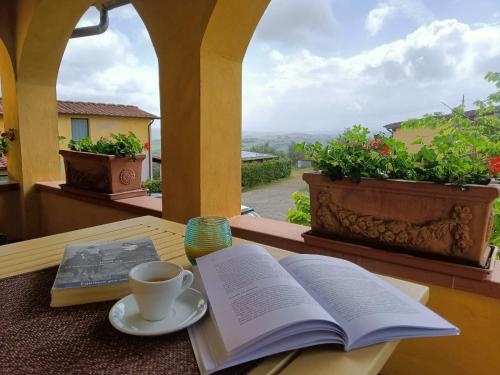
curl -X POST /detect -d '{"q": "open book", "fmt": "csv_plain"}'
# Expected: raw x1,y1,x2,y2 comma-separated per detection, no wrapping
188,244,459,374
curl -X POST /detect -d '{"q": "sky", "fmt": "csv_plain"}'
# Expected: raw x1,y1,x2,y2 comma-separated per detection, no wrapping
28,1,500,135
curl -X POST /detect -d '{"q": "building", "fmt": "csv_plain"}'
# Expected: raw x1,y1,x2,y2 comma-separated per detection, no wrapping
0,98,159,179
296,159,312,169
241,151,278,163
383,108,493,152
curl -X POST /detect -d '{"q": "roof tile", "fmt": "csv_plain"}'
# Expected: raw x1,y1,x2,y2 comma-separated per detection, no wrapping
0,98,159,119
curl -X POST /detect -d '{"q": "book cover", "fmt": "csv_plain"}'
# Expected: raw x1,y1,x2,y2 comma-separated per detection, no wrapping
53,238,159,290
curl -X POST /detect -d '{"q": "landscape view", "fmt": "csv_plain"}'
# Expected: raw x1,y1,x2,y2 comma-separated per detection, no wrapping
2,0,498,228
1,2,500,374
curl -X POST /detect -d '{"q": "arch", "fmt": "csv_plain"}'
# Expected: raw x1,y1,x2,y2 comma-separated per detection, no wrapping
132,0,270,222
4,0,272,233
0,36,21,181
199,0,270,216
16,0,94,85
6,0,95,237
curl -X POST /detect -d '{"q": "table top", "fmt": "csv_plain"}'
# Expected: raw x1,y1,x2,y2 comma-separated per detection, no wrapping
0,215,429,375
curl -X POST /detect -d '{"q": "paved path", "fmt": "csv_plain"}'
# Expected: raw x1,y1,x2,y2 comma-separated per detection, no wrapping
242,172,309,222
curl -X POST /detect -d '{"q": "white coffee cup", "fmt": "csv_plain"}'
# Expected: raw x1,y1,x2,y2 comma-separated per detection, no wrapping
129,261,194,321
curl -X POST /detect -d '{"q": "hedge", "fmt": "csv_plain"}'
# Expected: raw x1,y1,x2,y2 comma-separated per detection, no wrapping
241,158,291,189
142,179,162,194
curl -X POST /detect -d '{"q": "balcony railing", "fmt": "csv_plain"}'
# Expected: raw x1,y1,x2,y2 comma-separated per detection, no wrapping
0,179,499,374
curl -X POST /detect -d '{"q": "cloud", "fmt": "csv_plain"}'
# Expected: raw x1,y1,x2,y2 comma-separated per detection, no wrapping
243,20,500,132
57,6,159,117
253,0,339,54
365,0,434,36
365,3,397,36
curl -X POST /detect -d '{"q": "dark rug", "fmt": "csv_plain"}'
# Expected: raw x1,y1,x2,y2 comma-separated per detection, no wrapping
0,267,252,375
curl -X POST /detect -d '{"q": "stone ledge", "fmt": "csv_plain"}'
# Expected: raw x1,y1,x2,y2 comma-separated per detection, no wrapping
35,181,162,218
229,215,500,300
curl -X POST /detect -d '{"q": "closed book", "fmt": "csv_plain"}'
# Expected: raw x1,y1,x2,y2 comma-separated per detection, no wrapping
51,238,159,307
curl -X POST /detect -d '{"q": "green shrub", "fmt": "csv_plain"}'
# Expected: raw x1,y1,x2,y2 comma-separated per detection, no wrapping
152,162,161,180
287,192,311,226
0,129,15,157
297,72,500,188
142,179,162,194
68,132,146,160
241,158,291,189
247,143,285,157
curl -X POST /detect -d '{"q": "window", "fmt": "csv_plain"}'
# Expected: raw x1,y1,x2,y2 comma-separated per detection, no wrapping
71,118,89,141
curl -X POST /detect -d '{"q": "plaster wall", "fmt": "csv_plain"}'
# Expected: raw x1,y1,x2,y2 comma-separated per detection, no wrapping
0,189,22,241
384,283,500,375
38,190,139,236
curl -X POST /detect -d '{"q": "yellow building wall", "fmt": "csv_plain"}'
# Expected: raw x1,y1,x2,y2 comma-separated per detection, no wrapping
392,127,438,153
1,113,151,179
57,114,150,148
56,114,152,180
1,113,150,149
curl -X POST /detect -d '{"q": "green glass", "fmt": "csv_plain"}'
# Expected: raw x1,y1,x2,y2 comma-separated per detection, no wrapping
184,216,232,265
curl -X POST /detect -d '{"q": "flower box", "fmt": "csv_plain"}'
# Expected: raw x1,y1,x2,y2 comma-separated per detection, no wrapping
60,150,146,194
303,172,500,267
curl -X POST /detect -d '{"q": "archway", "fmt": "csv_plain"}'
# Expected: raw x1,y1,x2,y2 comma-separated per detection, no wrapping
56,4,160,183
133,0,270,222
4,0,271,235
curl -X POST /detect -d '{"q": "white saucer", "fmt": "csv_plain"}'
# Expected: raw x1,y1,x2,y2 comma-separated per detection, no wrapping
109,288,207,336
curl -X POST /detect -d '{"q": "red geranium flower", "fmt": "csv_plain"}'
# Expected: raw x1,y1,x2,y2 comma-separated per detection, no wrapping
143,142,151,151
380,145,390,155
487,156,500,176
370,139,383,148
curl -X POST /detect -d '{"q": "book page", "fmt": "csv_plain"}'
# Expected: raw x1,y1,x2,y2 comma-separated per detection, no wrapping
196,244,335,355
280,254,458,349
189,267,344,375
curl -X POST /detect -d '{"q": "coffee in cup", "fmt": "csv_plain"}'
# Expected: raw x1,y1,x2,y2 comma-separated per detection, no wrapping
129,261,194,321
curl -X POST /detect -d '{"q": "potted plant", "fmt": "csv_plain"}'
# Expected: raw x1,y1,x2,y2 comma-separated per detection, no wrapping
59,132,148,196
0,128,15,166
299,76,500,267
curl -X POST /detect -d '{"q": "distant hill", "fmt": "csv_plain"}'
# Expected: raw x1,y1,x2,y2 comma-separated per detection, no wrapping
242,132,338,152
151,139,161,154
151,132,339,154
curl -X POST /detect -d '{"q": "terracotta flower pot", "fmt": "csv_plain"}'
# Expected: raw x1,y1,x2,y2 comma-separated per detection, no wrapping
303,172,500,267
60,150,145,194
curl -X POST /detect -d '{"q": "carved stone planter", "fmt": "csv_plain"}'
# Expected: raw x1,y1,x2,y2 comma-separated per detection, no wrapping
60,150,146,196
303,172,500,267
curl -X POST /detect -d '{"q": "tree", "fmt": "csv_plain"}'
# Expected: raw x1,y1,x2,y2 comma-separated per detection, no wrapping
248,143,285,157
287,141,305,165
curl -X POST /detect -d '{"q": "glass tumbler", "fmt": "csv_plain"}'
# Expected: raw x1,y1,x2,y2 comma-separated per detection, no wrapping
184,216,232,265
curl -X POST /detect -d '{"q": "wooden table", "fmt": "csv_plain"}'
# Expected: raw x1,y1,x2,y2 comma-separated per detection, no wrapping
0,216,429,375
